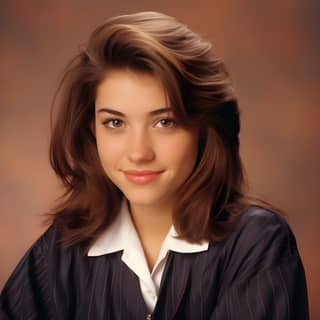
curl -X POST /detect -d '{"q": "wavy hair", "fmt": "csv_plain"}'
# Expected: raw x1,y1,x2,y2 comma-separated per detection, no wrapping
45,11,284,252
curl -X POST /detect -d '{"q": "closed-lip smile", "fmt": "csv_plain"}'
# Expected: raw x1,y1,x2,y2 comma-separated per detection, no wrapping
123,170,163,185
123,170,163,176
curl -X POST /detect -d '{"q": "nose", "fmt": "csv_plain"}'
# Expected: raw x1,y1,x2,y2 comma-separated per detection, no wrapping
127,128,155,163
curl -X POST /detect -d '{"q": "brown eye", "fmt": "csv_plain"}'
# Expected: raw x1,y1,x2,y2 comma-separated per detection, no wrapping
102,118,124,128
156,118,177,128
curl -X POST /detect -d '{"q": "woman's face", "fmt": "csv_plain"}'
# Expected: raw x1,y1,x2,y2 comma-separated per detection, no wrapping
94,68,199,210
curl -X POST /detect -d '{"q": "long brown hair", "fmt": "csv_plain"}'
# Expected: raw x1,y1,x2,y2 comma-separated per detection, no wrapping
45,11,285,253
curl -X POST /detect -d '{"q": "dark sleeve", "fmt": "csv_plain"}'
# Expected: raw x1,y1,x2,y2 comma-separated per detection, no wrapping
211,207,309,320
0,227,53,320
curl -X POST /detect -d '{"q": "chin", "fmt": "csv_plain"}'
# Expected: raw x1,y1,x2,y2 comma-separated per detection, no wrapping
122,189,168,207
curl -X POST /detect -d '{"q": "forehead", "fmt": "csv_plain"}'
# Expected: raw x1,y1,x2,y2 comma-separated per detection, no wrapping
95,69,169,115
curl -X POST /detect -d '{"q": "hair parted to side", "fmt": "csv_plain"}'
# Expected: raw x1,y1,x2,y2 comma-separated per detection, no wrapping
45,11,285,253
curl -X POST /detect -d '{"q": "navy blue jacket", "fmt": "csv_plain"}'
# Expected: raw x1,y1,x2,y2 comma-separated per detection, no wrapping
0,206,309,319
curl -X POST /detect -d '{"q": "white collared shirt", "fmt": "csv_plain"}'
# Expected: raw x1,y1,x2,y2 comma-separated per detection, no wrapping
88,197,209,312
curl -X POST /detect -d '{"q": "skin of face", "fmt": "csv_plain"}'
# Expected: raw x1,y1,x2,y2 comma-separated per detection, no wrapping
93,68,199,216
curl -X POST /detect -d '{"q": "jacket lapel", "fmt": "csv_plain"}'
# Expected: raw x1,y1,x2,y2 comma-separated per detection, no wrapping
153,251,193,319
117,259,150,319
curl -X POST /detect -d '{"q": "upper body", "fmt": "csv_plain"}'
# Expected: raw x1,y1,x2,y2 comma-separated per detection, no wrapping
0,204,309,319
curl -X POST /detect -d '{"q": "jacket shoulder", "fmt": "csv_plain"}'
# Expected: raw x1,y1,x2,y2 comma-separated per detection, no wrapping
231,205,297,254
214,206,300,285
205,206,309,319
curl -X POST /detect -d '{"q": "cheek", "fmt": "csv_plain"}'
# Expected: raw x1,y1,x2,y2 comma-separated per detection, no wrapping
181,134,199,170
96,133,122,168
161,133,198,168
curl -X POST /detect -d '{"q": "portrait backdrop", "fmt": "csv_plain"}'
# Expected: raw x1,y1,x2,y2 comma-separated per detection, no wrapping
0,1,319,318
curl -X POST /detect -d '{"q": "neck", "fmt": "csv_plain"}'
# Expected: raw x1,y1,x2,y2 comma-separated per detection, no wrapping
127,200,173,271
127,200,173,240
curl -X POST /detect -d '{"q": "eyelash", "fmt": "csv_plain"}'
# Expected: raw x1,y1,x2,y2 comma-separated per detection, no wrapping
101,118,177,129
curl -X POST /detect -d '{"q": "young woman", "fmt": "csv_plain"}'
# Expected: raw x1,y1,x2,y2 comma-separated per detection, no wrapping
0,11,309,319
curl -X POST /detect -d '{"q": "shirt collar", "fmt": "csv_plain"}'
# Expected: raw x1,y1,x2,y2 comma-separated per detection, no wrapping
87,197,209,257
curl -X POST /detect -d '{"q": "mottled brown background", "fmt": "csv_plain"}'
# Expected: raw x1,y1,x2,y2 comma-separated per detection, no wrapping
0,0,319,318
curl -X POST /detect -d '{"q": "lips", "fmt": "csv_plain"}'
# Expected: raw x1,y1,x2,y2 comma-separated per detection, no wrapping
123,170,163,185
124,170,162,175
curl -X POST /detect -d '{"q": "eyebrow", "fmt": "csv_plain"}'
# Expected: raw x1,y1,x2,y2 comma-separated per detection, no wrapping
97,107,174,117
